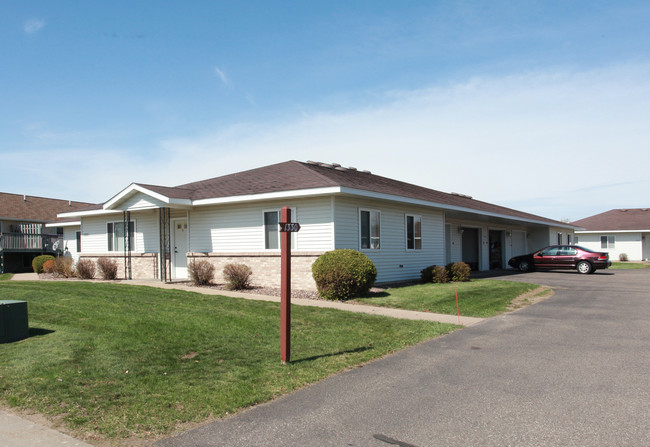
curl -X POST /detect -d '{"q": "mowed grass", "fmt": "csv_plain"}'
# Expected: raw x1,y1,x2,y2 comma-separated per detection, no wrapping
610,262,650,269
353,280,542,317
0,273,13,281
0,281,456,442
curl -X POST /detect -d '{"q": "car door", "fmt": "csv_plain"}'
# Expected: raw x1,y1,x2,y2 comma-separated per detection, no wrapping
533,247,558,269
553,246,579,269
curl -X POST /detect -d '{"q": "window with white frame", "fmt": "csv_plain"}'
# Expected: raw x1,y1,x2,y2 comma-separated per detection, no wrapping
264,210,296,250
107,221,135,252
406,215,422,250
557,233,563,245
600,235,615,249
360,209,380,249
76,231,82,253
264,211,279,249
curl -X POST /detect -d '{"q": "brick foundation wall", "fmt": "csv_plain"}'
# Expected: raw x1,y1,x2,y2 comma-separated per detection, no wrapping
187,252,324,291
80,253,158,280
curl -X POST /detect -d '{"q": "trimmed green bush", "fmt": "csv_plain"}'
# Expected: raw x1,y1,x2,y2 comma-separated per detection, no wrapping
420,265,436,283
432,265,449,283
449,262,471,282
32,255,55,273
312,249,377,300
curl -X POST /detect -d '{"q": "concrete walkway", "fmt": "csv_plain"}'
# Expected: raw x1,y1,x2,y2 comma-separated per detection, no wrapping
3,273,483,446
0,409,94,447
10,273,484,326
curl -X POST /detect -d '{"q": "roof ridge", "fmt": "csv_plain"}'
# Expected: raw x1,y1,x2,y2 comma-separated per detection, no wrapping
294,161,343,186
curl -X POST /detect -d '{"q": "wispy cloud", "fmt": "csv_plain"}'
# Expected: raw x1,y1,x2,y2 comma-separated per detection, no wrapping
214,66,231,87
23,18,45,35
5,61,649,221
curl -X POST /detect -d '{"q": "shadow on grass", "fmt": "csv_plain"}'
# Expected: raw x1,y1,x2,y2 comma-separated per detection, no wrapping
291,346,372,364
29,327,55,337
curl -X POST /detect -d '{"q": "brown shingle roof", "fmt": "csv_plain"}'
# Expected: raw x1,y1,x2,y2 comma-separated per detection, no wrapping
573,209,650,231
167,160,566,226
0,192,95,222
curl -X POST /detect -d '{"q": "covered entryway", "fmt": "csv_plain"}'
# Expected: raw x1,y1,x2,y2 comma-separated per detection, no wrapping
172,218,188,279
461,227,480,270
489,230,504,269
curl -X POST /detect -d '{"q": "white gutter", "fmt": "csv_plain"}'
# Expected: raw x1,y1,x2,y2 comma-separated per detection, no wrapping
576,229,650,234
45,221,80,228
192,187,341,206
336,187,578,230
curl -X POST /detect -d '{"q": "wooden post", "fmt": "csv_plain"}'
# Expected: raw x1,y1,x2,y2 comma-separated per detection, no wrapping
280,206,291,363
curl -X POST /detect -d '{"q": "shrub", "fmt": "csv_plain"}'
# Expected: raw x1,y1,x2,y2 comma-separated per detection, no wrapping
51,257,75,278
188,259,215,286
432,265,449,283
76,259,96,279
619,253,629,262
420,265,436,283
42,259,56,274
312,249,377,300
32,255,55,273
97,257,118,280
223,263,252,290
448,262,471,282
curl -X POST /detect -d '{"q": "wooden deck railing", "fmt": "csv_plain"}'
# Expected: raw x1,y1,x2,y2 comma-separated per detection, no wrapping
0,233,64,252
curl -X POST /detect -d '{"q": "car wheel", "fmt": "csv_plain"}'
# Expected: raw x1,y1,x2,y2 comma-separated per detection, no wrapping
518,260,531,272
576,261,592,274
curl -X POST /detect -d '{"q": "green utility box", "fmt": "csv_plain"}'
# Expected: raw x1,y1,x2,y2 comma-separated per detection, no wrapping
0,300,29,343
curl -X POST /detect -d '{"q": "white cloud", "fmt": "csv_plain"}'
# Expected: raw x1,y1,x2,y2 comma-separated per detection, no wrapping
154,61,650,220
23,18,45,34
214,66,231,87
5,61,650,222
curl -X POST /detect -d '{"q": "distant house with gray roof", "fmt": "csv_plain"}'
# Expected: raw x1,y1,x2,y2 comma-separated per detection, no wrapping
57,160,576,289
573,209,650,261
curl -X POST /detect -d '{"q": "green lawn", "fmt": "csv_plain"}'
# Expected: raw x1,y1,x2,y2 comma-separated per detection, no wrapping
0,273,13,281
609,262,650,270
0,281,456,443
353,279,542,317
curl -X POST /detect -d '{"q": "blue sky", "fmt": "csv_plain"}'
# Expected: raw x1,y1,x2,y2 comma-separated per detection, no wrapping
2,1,649,221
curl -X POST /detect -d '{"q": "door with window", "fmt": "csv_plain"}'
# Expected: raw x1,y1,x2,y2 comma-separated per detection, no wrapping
172,219,188,279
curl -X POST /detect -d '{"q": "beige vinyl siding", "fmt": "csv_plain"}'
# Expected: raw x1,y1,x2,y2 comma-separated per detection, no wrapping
120,193,167,211
575,232,644,261
63,226,81,262
79,211,159,254
189,197,334,253
334,196,445,284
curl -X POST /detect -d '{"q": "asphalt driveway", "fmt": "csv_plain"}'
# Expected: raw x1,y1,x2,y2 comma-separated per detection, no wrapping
156,269,650,447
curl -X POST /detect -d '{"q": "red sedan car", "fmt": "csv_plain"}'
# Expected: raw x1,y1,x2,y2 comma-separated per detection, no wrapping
508,245,611,274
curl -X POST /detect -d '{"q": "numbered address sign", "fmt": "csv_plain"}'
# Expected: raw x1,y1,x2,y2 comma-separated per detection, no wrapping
279,222,301,232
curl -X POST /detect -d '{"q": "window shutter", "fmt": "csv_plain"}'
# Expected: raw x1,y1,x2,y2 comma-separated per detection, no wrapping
107,223,113,251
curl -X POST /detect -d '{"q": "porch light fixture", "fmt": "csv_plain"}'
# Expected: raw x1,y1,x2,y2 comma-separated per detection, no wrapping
458,227,464,234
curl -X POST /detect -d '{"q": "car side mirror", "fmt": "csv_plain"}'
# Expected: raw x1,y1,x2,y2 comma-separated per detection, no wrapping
535,254,543,257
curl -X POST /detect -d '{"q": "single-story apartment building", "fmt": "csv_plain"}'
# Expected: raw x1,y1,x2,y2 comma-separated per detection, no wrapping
0,192,93,273
57,160,576,289
573,208,650,261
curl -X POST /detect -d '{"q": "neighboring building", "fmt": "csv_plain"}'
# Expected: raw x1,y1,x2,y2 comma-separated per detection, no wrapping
57,160,576,289
0,192,93,273
573,209,650,261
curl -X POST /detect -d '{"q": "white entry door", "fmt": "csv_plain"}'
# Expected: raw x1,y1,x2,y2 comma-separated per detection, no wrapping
172,219,188,279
